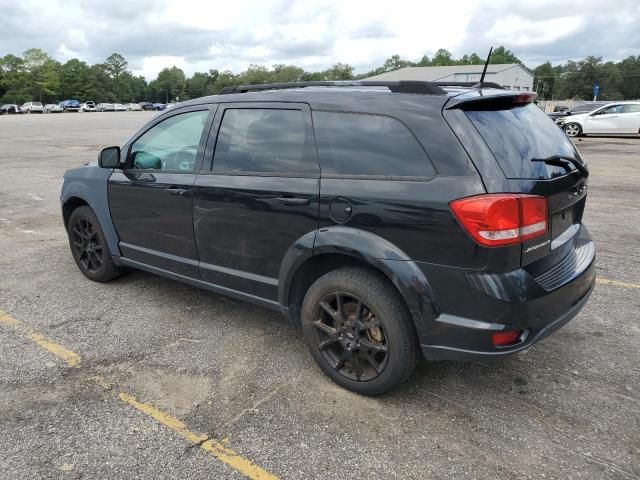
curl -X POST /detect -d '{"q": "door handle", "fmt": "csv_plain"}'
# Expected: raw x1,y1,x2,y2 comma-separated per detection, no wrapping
277,196,310,206
166,186,189,196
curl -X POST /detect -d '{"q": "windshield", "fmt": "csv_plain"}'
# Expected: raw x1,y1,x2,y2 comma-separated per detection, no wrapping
466,103,579,179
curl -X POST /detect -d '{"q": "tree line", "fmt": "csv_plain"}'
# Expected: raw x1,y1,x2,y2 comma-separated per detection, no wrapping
1,46,638,105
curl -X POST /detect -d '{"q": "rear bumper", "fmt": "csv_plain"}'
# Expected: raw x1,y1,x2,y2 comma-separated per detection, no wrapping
417,225,596,361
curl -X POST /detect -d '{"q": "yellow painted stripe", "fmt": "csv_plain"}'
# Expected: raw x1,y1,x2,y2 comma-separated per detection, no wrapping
597,278,640,290
0,310,80,367
25,331,81,367
119,393,278,480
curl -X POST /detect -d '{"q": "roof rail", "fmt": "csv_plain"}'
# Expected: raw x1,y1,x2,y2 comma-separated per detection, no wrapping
218,80,448,95
431,81,505,90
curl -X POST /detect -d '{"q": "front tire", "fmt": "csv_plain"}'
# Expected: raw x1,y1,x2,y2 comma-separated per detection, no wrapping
67,206,123,282
564,122,582,137
301,267,418,396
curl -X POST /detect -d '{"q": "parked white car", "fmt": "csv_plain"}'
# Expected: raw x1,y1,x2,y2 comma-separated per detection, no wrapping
557,101,640,137
81,101,97,112
43,103,63,113
125,103,142,111
113,103,127,112
96,103,115,112
22,101,44,113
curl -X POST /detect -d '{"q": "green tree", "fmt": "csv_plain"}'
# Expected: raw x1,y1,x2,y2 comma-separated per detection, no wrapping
323,63,354,80
0,54,26,103
59,59,92,100
22,48,60,102
155,66,186,102
533,61,557,99
104,53,129,101
489,46,521,64
431,49,454,66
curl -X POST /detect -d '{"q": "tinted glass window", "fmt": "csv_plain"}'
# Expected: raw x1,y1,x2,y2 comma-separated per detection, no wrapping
313,111,434,177
623,104,640,113
466,103,579,179
130,110,208,171
212,108,313,174
598,104,623,115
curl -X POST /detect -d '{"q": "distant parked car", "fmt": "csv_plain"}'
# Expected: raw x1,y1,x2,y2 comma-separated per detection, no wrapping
113,103,127,112
552,105,570,113
0,104,23,114
138,102,154,111
152,103,167,111
556,101,640,137
60,100,81,112
44,103,64,113
22,101,44,113
548,101,608,120
81,101,97,112
96,103,115,112
125,103,142,111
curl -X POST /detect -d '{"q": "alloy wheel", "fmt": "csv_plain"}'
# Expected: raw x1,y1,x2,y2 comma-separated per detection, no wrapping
564,124,580,137
311,292,389,382
71,218,103,273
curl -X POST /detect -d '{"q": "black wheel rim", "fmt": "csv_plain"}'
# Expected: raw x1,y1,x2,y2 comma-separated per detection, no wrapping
311,292,389,382
71,218,103,273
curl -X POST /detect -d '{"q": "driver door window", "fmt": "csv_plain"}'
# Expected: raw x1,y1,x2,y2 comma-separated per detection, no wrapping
130,110,209,171
596,105,623,115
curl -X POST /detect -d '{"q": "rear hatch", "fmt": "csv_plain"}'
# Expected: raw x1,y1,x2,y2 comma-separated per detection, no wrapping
447,92,590,273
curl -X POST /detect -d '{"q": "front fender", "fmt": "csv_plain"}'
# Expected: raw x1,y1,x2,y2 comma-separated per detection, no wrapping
61,165,121,259
279,226,439,340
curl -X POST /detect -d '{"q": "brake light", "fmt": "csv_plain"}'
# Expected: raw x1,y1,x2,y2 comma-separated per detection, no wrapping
512,93,536,104
450,194,548,247
492,330,522,347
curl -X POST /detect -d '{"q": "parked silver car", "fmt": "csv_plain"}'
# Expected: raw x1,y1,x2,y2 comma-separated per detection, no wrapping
22,101,44,113
96,103,115,112
81,101,97,112
43,103,64,113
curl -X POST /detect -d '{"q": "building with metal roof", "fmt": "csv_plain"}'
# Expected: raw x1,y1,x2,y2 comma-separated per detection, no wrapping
364,64,534,92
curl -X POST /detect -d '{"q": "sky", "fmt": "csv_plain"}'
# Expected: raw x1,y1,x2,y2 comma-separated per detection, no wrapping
1,0,639,80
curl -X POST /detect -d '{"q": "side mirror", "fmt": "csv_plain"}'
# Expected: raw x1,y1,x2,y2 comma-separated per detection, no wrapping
99,146,121,168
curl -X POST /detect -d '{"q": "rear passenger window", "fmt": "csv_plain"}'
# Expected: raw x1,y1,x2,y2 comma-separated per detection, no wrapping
313,111,434,177
212,108,315,174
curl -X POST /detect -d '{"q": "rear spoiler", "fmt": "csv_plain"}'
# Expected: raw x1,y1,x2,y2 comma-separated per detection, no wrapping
445,92,537,110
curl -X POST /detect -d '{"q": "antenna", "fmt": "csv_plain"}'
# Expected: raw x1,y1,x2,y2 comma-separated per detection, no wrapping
476,46,493,88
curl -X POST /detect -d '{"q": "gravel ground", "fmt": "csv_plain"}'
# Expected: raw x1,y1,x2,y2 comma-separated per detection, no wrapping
0,112,638,479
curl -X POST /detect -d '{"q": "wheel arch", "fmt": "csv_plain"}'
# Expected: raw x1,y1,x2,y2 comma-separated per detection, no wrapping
61,167,121,260
279,226,439,339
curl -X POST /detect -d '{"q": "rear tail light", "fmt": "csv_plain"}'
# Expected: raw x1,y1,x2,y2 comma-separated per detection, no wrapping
492,330,522,347
450,194,548,247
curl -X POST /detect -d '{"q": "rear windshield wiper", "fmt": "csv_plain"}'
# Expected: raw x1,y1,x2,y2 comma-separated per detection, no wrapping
531,155,589,178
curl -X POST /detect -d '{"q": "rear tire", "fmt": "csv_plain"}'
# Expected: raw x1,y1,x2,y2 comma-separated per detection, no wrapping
564,122,582,137
67,206,123,282
301,267,418,396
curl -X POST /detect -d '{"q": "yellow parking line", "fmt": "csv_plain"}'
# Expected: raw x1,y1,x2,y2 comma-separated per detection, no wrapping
597,278,640,289
0,310,80,367
119,393,278,480
0,309,279,480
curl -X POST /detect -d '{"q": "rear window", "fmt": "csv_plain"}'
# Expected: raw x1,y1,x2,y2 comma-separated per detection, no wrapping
313,111,434,177
465,103,578,179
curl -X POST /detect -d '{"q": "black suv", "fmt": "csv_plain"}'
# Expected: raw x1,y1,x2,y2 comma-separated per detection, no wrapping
61,81,595,395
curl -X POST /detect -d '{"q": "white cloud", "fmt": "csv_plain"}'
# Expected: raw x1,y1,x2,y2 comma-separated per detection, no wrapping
485,15,584,46
1,0,639,79
132,55,188,79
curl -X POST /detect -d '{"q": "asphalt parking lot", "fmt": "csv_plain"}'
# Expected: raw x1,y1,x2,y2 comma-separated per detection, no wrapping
0,112,638,479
